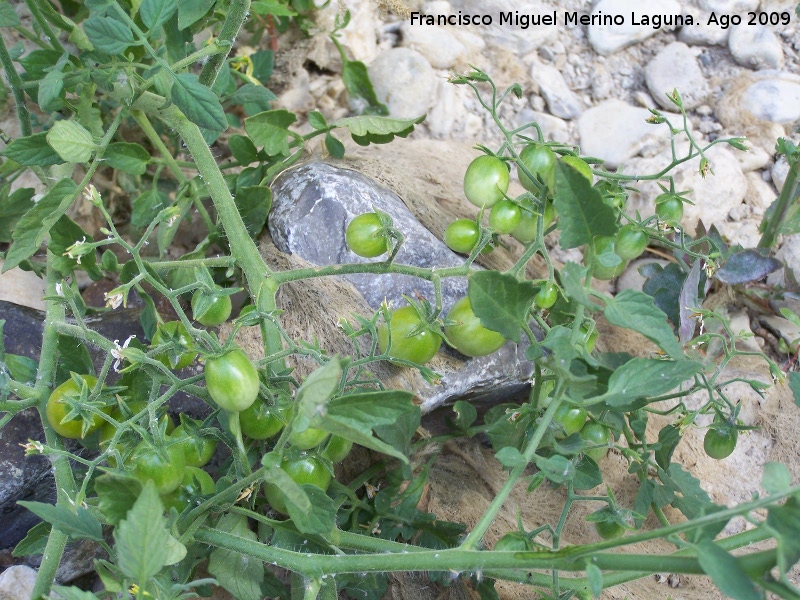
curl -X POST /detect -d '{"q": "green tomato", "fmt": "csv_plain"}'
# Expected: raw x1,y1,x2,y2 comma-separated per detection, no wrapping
345,213,389,258
463,155,509,208
288,426,329,450
590,235,627,280
517,144,556,193
151,321,197,370
614,225,648,261
264,455,332,514
489,200,522,234
579,322,598,353
553,404,588,439
377,305,442,365
445,219,480,254
493,531,532,552
126,440,186,495
46,375,107,439
594,518,627,540
240,400,286,440
171,424,217,468
703,425,737,460
655,195,684,223
161,467,216,513
444,297,506,358
321,435,353,463
534,282,558,309
204,349,260,412
580,421,612,462
560,155,593,183
192,291,232,327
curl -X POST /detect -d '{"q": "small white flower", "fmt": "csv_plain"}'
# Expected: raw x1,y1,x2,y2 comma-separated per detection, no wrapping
110,335,136,372
55,282,64,297
104,291,124,310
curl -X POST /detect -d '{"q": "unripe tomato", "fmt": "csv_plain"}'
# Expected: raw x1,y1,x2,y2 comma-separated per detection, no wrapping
580,421,612,462
489,200,522,234
560,156,593,183
517,144,556,193
655,195,684,223
493,531,532,552
46,375,107,439
321,435,353,463
579,322,598,353
240,400,286,440
444,219,480,254
595,519,627,540
553,404,588,438
126,440,186,495
589,235,626,280
703,425,737,460
377,305,442,365
444,297,506,358
463,155,509,208
151,321,197,370
264,455,332,514
171,424,217,468
534,282,558,309
288,426,329,450
204,349,260,412
614,225,648,261
346,213,389,258
192,291,232,327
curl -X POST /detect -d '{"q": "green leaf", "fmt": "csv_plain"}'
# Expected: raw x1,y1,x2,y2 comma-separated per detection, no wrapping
46,120,96,163
308,110,327,129
294,359,342,433
495,446,526,468
140,0,176,31
286,484,337,536
586,562,603,598
4,178,78,271
2,132,64,166
325,133,345,158
177,0,215,28
244,109,297,156
228,83,276,115
0,187,35,243
604,289,684,359
48,586,101,600
0,2,21,26
234,186,271,238
715,249,782,285
654,424,680,471
95,474,143,525
765,496,800,575
596,358,701,407
696,539,760,600
38,68,65,111
131,189,168,229
228,134,260,165
553,161,616,249
251,0,298,16
50,215,102,279
533,454,574,484
662,463,712,519
56,334,95,382
251,49,274,84
559,261,594,309
468,271,537,343
332,114,425,146
104,142,150,175
341,58,388,116
172,73,227,132
789,372,800,408
83,14,135,54
208,513,264,600
762,462,792,495
114,481,170,583
6,353,38,383
18,501,103,541
12,521,50,557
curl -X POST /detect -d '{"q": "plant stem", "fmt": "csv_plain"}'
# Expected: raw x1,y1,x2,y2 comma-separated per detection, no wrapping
0,31,32,136
199,0,251,87
25,0,64,53
758,160,798,249
170,41,228,73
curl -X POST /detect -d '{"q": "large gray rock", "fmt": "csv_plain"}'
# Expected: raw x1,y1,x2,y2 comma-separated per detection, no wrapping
645,42,710,109
740,73,800,124
531,61,583,119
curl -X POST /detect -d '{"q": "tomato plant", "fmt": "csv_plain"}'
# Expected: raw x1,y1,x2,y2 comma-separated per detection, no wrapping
589,235,627,280
444,219,480,254
288,426,329,450
655,194,685,223
444,297,507,357
534,282,558,309
321,435,354,463
553,404,588,438
489,200,522,234
46,375,107,439
192,291,233,327
171,423,217,468
204,349,260,412
239,400,287,440
560,155,593,182
463,155,509,208
377,305,441,365
151,321,197,370
580,422,612,462
614,224,648,261
493,531,532,551
346,212,389,258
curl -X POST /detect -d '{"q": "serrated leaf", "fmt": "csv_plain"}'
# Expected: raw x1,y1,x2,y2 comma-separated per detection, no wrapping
4,178,78,271
678,260,703,343
468,271,536,343
18,501,103,541
286,484,337,536
5,354,37,383
228,134,259,165
765,496,800,575
140,0,176,31
104,142,150,175
228,83,276,116
208,513,264,600
495,446,526,468
114,481,169,583
332,114,425,146
38,68,65,112
1,132,62,166
560,261,594,309
83,15,135,54
0,2,21,26
177,0,215,28
696,539,760,600
172,73,227,132
663,463,712,519
0,187,35,243
553,161,616,249
715,249,782,284
341,59,388,116
790,372,800,408
55,334,95,382
654,424,681,471
46,120,95,163
12,521,50,557
244,109,297,156
234,186,271,238
294,359,342,433
642,262,686,328
533,454,573,484
604,289,683,359
95,474,143,525
597,358,701,407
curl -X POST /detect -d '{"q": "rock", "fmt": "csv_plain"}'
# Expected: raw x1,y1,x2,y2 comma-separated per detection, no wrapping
447,0,556,54
775,233,800,282
577,99,670,169
586,0,682,55
367,48,438,118
697,0,759,10
617,258,670,292
427,81,483,139
729,310,761,352
739,73,800,124
645,42,710,109
745,171,777,216
0,565,37,600
527,110,570,143
735,143,771,172
678,8,729,45
0,261,47,311
530,61,583,119
315,0,378,63
729,25,785,69
400,22,467,69
772,155,791,191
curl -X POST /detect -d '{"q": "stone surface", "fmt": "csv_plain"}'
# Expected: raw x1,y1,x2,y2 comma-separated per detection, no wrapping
740,73,800,124
586,0,682,55
745,171,777,216
678,8,729,46
400,22,467,69
697,0,759,9
0,565,37,600
531,61,583,119
0,261,47,311
772,155,791,191
645,42,710,109
447,0,556,54
729,25,785,70
577,99,669,169
367,48,438,118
